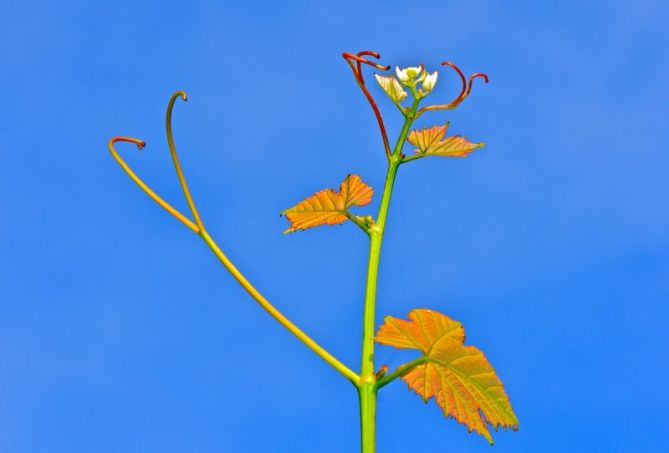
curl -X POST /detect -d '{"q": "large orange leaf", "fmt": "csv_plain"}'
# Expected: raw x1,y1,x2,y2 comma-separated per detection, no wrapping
407,124,484,157
281,174,373,233
376,309,518,444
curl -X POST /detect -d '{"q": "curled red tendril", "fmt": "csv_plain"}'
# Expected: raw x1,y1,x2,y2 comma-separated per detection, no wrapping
415,61,489,117
342,50,392,158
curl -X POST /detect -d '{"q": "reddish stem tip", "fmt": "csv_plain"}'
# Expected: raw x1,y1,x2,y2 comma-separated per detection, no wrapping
357,50,381,59
110,136,146,149
467,73,489,94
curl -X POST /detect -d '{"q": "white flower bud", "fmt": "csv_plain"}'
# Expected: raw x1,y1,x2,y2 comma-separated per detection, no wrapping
395,66,422,84
422,71,438,93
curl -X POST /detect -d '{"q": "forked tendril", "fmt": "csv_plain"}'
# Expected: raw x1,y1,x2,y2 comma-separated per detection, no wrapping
109,92,360,386
108,137,200,233
343,50,392,158
108,91,204,234
416,60,489,118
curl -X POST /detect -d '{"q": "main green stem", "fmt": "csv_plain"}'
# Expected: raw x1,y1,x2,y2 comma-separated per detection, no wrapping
358,158,399,453
359,102,418,453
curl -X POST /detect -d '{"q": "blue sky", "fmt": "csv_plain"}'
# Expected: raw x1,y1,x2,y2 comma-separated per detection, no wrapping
1,1,668,451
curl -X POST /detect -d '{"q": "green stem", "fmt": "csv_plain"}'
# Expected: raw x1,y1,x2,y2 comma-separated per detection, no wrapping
358,381,377,452
358,159,399,453
358,99,419,453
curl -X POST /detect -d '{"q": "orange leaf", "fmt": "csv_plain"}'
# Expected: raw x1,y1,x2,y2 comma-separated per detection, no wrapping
281,174,373,233
376,309,518,444
407,124,484,157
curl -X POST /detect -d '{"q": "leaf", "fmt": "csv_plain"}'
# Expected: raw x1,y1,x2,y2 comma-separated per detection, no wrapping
376,309,518,444
374,74,408,103
407,124,484,157
281,174,373,233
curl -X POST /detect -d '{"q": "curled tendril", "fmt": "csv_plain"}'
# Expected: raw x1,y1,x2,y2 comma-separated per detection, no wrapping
108,136,200,233
343,51,391,73
353,50,390,86
467,72,489,95
165,91,204,231
440,61,468,107
416,61,489,118
342,50,392,158
108,91,205,234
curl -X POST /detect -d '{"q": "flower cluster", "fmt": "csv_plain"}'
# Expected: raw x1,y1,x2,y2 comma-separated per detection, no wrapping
374,65,438,104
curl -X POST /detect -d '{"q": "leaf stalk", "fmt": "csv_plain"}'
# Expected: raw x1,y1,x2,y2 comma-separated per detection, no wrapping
376,356,427,389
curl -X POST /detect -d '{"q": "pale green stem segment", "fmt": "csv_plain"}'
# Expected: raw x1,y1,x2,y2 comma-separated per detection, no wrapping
358,98,420,453
109,92,359,387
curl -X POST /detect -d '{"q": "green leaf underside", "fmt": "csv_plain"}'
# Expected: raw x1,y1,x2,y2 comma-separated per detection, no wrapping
407,124,484,157
281,174,373,233
376,309,518,444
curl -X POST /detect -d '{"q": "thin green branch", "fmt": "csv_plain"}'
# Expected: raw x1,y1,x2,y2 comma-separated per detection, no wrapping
199,230,360,385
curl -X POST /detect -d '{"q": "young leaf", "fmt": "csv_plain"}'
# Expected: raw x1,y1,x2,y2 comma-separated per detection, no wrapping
374,74,408,104
376,309,518,444
281,174,373,233
407,124,484,157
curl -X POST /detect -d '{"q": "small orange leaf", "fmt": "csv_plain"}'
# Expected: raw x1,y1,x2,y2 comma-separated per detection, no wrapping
407,124,484,157
281,174,373,233
376,309,518,444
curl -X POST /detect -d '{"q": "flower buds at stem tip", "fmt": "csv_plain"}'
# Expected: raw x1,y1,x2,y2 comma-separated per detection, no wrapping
422,71,438,94
396,65,423,84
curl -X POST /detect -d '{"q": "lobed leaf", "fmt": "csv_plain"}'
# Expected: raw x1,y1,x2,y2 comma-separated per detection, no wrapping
407,124,484,157
281,174,373,233
376,309,518,444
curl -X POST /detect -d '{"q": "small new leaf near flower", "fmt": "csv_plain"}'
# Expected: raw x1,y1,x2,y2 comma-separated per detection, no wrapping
407,124,484,157
281,175,373,233
376,309,519,445
374,74,408,104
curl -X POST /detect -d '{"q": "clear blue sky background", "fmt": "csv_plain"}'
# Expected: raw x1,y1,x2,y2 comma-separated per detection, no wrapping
1,1,667,452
